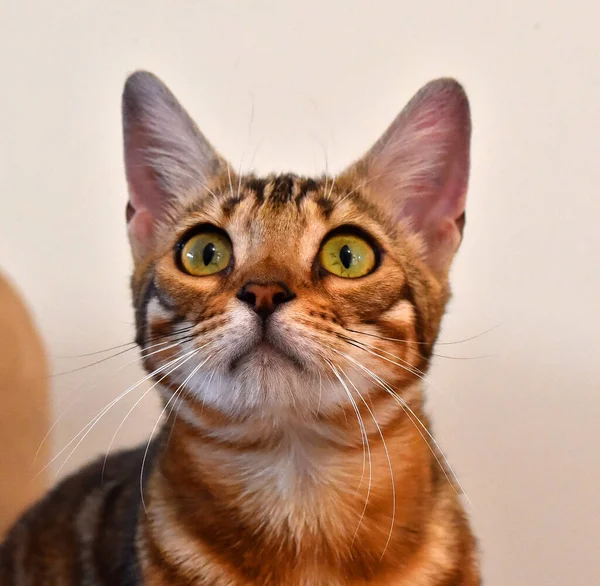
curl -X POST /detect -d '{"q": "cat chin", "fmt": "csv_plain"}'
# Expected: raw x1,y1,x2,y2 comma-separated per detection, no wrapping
229,341,305,374
160,353,349,421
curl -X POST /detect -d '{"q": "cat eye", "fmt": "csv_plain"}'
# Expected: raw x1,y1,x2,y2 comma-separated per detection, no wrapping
178,230,232,276
319,233,377,279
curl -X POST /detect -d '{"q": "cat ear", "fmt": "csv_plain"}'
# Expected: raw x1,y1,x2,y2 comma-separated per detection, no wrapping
349,78,471,276
122,71,223,259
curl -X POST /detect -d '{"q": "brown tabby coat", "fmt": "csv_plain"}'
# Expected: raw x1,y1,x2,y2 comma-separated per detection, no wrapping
0,72,480,585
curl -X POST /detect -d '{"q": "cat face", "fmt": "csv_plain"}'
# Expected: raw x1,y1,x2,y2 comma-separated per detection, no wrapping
122,72,471,421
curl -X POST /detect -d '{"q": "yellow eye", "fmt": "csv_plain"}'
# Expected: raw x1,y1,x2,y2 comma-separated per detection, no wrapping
319,233,377,278
179,231,232,276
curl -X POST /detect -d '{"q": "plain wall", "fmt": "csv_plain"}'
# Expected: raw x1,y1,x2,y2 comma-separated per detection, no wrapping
1,1,598,584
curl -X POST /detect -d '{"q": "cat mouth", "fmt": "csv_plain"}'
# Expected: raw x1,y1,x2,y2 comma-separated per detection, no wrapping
229,338,305,372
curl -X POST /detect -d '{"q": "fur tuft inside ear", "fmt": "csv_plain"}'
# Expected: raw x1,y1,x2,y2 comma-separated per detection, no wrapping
349,78,471,276
122,71,222,260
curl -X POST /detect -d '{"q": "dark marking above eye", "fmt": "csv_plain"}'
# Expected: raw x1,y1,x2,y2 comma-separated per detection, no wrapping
202,243,216,266
221,194,246,216
340,245,353,269
295,177,319,206
245,177,267,202
315,195,334,218
269,174,295,204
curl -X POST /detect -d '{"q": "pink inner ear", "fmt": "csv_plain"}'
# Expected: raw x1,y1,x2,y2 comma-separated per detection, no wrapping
124,122,170,258
124,124,166,228
366,79,471,273
127,208,156,259
123,108,196,258
124,125,157,254
403,135,469,274
403,144,469,234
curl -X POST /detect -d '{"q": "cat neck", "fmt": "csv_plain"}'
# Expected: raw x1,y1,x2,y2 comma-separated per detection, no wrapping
138,382,474,584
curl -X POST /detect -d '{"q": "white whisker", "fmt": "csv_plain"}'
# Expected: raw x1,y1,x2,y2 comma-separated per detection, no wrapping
140,353,213,513
50,329,192,377
226,162,234,199
336,179,373,205
34,338,187,464
101,346,207,480
246,138,264,175
56,348,200,478
40,349,198,479
341,334,438,391
322,359,373,548
325,357,395,558
332,347,473,510
346,325,498,347
323,359,369,492
326,173,337,199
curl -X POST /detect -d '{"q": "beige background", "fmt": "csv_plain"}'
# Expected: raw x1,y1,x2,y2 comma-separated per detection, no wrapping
1,1,599,583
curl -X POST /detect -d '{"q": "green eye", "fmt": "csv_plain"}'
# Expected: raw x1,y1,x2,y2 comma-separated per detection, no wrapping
179,231,232,276
319,233,377,278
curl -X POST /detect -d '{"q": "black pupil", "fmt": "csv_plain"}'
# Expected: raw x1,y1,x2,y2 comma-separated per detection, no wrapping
339,244,353,269
202,242,216,266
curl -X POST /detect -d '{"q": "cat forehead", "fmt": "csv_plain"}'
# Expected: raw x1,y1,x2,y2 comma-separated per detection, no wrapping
219,173,331,215
225,174,338,255
167,171,399,259
178,172,377,231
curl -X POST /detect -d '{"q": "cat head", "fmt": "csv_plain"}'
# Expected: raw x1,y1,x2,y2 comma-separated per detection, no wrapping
122,71,471,422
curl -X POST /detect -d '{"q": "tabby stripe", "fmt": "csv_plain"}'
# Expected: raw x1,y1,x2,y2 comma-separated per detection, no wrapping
99,482,141,586
403,280,433,361
293,177,319,207
172,420,273,451
268,174,295,204
221,193,247,217
244,177,266,202
92,482,123,585
135,275,183,347
135,274,156,346
76,486,108,585
315,194,334,218
153,286,177,312
436,530,469,586
123,443,159,586
144,529,189,583
119,502,142,586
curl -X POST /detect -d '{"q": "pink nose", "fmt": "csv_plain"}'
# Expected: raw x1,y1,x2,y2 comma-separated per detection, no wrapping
236,281,295,319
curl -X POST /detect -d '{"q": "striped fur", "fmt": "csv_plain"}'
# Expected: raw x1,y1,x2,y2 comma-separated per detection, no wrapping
0,74,480,585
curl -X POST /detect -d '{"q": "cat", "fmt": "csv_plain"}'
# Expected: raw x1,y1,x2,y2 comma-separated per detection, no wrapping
0,71,480,585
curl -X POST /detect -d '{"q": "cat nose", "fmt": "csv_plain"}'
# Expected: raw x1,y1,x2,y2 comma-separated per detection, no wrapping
237,281,295,319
